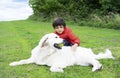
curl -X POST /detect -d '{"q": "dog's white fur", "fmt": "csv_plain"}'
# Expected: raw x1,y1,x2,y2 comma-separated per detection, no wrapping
9,33,115,72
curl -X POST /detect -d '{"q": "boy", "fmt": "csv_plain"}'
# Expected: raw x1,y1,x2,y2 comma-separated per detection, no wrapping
52,17,80,51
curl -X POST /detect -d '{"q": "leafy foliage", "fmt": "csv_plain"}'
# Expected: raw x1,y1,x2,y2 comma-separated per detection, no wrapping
29,0,120,29
29,0,120,18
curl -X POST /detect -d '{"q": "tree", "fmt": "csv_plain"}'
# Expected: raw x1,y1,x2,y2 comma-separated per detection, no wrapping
29,0,120,21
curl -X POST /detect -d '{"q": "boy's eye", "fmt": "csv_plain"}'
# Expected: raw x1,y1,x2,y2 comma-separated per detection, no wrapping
60,26,64,28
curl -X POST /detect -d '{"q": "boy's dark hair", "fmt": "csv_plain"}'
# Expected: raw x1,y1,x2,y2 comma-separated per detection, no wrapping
52,17,66,29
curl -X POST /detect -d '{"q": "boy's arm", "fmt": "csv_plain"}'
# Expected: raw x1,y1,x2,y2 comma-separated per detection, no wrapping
68,29,80,46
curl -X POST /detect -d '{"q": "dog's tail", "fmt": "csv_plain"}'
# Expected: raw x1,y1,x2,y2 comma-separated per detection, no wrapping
9,58,34,66
95,49,115,60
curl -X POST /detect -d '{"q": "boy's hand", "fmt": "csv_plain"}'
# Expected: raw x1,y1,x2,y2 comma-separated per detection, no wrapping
71,43,78,52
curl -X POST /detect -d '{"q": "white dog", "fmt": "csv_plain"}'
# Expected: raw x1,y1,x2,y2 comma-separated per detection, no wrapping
9,33,115,72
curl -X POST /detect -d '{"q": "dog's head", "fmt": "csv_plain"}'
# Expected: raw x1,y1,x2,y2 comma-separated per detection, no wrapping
39,33,63,49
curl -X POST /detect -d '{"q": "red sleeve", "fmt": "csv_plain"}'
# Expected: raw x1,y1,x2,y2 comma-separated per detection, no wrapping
67,27,80,45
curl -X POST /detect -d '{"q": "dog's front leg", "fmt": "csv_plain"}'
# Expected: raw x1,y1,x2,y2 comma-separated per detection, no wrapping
9,58,34,66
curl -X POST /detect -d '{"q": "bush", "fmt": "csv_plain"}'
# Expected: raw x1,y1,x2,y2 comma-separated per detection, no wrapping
28,0,120,29
78,14,120,29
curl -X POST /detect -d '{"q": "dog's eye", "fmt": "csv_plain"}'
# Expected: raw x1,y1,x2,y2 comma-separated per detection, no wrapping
55,36,58,38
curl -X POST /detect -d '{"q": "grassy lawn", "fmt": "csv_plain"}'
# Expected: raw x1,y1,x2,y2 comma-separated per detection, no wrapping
0,20,120,78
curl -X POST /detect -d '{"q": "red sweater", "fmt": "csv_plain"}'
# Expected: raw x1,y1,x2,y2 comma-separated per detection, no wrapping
54,26,80,45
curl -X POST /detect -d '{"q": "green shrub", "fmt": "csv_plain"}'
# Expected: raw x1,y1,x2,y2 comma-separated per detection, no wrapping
78,14,120,29
28,0,120,29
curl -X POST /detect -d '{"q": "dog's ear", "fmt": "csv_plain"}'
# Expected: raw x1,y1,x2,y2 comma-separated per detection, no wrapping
39,34,49,48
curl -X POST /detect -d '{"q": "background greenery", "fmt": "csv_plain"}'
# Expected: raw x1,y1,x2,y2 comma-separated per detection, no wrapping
28,0,120,29
0,20,120,78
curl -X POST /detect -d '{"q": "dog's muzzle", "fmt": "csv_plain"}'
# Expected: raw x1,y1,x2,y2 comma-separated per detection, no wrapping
54,43,64,49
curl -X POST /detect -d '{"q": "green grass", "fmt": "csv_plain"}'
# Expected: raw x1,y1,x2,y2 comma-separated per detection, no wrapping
0,20,120,78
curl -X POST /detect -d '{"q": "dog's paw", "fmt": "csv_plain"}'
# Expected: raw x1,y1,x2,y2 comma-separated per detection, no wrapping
9,62,18,66
50,67,64,73
92,64,103,72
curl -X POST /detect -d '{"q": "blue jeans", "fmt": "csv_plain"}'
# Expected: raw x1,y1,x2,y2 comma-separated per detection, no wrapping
63,40,72,46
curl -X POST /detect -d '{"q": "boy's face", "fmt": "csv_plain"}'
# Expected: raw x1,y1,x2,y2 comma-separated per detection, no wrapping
54,25,64,34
